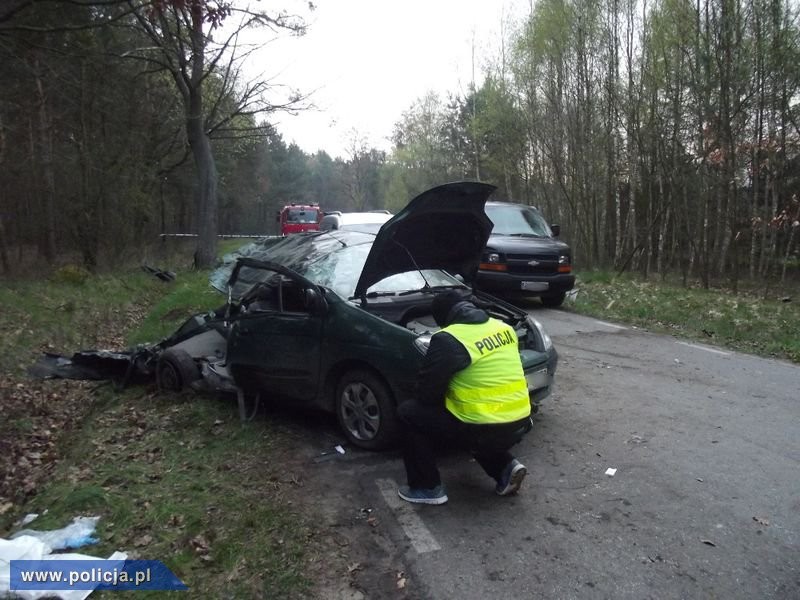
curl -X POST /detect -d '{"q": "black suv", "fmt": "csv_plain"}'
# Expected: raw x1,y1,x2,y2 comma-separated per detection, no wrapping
475,201,575,307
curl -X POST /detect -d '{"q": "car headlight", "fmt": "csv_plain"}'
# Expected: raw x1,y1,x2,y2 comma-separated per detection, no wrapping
525,316,553,351
480,251,507,271
558,254,572,273
414,334,432,355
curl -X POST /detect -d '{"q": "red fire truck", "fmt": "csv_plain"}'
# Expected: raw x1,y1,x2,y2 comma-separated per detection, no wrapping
277,203,322,235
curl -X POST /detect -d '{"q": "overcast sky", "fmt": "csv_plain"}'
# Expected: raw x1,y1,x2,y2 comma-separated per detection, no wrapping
249,0,529,159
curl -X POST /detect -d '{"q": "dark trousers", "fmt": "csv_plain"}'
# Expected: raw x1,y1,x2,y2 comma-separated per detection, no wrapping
397,400,532,489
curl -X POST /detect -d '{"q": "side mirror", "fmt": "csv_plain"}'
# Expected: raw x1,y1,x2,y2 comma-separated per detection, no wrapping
303,288,327,315
550,224,560,237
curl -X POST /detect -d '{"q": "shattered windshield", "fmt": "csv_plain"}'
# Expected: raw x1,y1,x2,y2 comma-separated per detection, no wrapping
486,204,551,237
300,243,461,298
210,232,466,300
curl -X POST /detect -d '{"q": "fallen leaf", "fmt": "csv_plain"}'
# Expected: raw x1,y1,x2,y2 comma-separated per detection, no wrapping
700,539,716,547
397,577,407,589
753,516,770,526
0,502,13,515
168,514,185,527
134,534,152,547
190,535,210,555
347,562,362,574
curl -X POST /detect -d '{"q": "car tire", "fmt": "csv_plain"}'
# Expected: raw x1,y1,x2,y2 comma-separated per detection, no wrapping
541,292,566,307
156,348,200,392
335,369,399,450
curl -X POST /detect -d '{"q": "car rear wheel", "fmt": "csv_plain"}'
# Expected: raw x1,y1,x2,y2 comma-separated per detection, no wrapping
541,292,566,307
335,369,399,450
156,348,200,392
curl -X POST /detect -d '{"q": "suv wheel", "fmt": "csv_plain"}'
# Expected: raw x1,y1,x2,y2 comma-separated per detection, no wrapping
335,370,399,450
541,292,566,308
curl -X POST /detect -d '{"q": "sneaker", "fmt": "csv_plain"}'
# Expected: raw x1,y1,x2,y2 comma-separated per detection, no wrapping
398,484,448,505
496,459,527,496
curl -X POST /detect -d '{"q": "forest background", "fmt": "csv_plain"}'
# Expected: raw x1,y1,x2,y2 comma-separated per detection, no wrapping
1,0,798,290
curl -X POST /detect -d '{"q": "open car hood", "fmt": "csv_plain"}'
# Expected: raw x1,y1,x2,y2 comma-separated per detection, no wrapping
353,181,496,298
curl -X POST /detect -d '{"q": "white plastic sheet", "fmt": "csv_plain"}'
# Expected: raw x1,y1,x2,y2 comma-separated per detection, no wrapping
10,517,100,551
2,517,126,599
0,535,127,600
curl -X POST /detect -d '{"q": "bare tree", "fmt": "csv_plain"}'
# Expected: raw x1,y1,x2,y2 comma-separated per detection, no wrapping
344,129,370,210
123,0,310,267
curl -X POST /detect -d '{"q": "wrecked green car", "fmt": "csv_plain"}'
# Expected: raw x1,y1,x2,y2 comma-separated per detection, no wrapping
37,182,558,449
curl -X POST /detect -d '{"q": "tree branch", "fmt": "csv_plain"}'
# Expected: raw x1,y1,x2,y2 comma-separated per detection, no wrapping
1,0,144,33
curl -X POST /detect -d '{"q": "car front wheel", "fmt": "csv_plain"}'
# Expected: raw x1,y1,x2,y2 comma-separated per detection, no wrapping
335,370,399,450
156,348,200,392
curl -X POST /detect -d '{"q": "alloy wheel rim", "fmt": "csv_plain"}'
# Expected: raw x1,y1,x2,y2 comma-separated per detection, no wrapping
340,382,380,441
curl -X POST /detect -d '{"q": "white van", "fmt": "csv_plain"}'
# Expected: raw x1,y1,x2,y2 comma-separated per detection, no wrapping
319,210,392,234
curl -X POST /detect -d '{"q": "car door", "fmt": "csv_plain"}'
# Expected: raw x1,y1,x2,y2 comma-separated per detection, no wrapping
225,261,325,402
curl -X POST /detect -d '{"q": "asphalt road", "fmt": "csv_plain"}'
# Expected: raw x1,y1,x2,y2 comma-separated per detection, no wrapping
301,306,800,599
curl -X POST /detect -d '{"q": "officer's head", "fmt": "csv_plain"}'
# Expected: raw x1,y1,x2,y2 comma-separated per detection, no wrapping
431,290,470,328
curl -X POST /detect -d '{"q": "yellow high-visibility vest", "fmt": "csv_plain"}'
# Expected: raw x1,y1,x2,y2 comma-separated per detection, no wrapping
440,318,531,424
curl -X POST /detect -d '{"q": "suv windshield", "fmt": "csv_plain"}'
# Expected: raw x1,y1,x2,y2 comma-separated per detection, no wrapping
486,204,551,237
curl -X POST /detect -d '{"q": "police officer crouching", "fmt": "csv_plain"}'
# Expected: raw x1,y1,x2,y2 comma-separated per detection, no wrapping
397,290,532,505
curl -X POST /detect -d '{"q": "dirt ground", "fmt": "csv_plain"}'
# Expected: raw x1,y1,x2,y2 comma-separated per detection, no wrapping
242,406,418,599
0,377,97,514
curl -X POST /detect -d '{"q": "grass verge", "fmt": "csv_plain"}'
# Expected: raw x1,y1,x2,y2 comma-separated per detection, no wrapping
0,269,165,375
0,245,319,598
569,271,800,363
22,390,314,598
